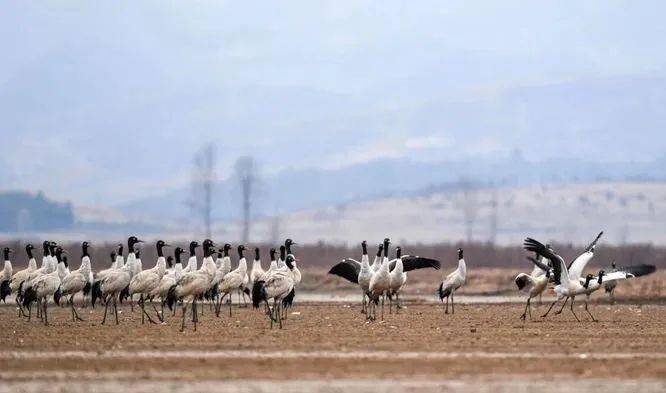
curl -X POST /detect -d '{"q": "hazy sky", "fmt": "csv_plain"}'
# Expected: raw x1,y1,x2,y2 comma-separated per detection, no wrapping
1,1,665,206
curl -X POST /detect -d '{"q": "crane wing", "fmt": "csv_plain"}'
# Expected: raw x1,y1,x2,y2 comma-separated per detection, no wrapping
328,260,361,284
388,256,441,272
523,238,567,285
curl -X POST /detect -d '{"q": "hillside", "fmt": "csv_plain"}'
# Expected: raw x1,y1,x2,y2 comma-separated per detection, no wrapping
210,181,666,246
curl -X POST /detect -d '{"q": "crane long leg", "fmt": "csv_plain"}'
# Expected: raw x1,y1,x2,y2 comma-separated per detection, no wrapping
527,298,532,320
180,303,187,332
396,293,402,313
102,296,110,325
16,297,25,317
380,294,385,321
43,299,48,326
361,292,366,314
541,299,559,318
113,296,119,325
140,296,157,324
451,292,455,314
192,300,198,332
584,300,597,322
229,294,233,317
278,302,283,329
520,298,530,321
140,295,145,324
70,296,84,322
569,296,580,322
388,294,392,315
554,297,569,315
445,296,449,314
154,303,164,322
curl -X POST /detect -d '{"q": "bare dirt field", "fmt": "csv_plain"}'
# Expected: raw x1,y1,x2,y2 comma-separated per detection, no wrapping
1,299,665,392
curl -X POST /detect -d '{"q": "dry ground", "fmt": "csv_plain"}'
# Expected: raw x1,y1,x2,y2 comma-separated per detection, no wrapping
0,300,665,392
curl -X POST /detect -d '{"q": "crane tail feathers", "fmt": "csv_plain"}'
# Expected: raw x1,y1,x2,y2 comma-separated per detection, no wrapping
0,280,10,303
91,280,103,308
251,280,266,309
282,287,295,308
53,286,62,306
165,284,178,311
438,282,451,299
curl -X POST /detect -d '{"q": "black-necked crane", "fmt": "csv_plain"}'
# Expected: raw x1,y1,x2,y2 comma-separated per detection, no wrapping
99,236,143,325
218,245,249,317
252,254,296,329
515,255,552,321
438,248,467,314
150,247,186,321
60,241,92,321
129,240,170,324
368,238,391,321
166,240,217,332
8,244,36,313
0,247,13,303
388,246,441,313
328,241,373,314
91,244,123,308
22,246,65,326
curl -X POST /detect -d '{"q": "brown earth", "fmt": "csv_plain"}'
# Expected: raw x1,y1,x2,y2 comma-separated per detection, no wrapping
1,300,665,388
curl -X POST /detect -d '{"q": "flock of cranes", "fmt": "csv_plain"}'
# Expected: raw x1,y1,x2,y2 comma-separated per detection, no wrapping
328,232,656,322
328,238,466,320
0,231,658,330
518,232,656,322
0,237,301,330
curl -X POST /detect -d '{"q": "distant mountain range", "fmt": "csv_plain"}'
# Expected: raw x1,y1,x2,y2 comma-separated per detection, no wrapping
117,154,666,224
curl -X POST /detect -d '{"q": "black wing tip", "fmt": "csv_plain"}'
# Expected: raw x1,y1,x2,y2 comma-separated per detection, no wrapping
625,264,657,277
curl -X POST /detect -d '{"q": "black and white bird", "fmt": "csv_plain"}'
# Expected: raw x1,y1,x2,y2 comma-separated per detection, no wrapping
515,255,551,321
166,240,217,332
252,254,296,329
281,239,300,316
328,241,373,314
388,246,441,313
59,241,92,321
8,244,36,306
98,236,143,325
438,248,467,314
368,238,392,321
150,247,186,321
22,246,65,326
0,247,13,303
129,240,170,324
218,245,249,316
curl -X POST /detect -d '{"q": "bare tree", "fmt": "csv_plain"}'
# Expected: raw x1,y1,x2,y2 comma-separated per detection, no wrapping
234,156,257,243
488,186,498,244
189,144,216,239
269,214,281,245
458,178,478,243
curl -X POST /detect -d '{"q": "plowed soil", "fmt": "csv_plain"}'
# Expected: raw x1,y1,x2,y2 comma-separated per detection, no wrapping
1,300,664,392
